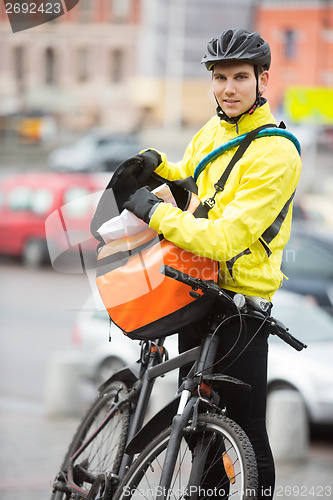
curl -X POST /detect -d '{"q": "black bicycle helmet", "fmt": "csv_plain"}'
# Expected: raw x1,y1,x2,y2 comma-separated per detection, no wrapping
202,28,271,71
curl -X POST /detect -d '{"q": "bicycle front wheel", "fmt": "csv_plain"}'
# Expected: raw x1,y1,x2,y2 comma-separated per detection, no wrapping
114,413,258,500
52,380,130,500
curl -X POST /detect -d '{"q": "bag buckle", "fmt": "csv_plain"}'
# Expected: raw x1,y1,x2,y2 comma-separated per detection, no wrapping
214,183,224,192
203,198,216,209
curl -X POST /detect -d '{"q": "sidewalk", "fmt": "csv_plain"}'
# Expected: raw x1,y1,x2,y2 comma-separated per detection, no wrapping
0,396,332,500
274,443,333,499
0,397,79,500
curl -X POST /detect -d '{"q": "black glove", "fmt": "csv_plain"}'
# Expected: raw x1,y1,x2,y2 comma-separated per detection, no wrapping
123,187,163,224
119,150,162,184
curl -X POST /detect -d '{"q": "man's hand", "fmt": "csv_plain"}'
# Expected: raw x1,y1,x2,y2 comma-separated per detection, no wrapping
123,187,163,224
119,150,162,184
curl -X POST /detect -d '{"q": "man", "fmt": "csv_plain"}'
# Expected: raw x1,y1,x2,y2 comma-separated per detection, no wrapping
123,29,302,499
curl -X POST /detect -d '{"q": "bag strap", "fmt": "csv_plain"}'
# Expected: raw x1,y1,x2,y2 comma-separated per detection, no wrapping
194,123,276,218
215,124,275,191
193,121,301,182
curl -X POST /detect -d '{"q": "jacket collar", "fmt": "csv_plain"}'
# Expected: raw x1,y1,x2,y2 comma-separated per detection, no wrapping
220,101,276,136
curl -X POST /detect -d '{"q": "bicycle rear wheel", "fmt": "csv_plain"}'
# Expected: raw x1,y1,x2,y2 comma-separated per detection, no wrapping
114,413,258,500
52,380,130,500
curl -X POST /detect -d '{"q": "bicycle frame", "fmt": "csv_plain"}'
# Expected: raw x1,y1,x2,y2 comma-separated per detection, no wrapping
65,337,164,496
63,338,191,495
66,327,235,499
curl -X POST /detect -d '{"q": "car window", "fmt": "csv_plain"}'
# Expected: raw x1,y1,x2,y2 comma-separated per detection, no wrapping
31,188,54,214
282,236,333,279
7,186,53,214
7,186,31,210
63,187,91,218
292,203,306,221
75,136,95,153
272,303,333,343
97,137,112,146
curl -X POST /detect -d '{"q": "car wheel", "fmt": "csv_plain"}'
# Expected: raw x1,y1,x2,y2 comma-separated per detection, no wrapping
267,382,309,423
267,381,297,395
267,382,299,405
23,238,49,268
96,357,126,384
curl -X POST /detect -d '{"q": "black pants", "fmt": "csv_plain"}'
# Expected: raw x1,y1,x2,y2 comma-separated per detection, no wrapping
178,311,275,500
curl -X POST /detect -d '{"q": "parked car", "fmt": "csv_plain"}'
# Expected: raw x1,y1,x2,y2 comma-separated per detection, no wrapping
48,130,144,172
267,290,333,426
292,199,314,224
298,194,333,229
71,293,179,415
281,227,333,314
0,172,106,267
71,293,178,385
71,290,333,425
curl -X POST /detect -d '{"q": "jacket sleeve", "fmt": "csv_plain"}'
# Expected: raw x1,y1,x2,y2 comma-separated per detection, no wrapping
149,137,302,262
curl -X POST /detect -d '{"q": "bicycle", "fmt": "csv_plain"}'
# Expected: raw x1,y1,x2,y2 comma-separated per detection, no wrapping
52,265,307,500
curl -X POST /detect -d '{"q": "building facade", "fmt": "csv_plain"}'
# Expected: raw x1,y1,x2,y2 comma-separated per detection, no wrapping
0,0,142,132
256,0,333,116
0,0,256,133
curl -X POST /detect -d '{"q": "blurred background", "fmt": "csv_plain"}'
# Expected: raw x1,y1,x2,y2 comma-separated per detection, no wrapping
0,1,333,499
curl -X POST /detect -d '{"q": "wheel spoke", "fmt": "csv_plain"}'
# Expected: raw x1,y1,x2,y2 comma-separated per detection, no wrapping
114,414,258,500
52,382,130,500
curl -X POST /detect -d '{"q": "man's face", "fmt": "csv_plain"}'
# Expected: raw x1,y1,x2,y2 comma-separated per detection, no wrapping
212,61,268,118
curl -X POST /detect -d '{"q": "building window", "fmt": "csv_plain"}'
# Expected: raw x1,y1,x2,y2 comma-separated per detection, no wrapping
80,0,92,23
45,48,56,84
110,49,125,83
14,46,24,84
77,48,89,82
284,29,297,59
112,0,130,23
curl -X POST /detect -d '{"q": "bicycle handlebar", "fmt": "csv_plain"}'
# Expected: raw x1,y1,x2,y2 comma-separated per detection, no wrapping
160,265,307,351
161,265,234,307
161,265,203,289
265,316,307,351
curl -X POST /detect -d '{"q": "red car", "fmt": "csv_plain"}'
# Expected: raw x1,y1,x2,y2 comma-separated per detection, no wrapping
0,171,107,267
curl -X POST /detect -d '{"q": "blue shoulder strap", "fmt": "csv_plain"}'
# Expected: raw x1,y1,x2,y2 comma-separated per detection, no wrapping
193,126,301,182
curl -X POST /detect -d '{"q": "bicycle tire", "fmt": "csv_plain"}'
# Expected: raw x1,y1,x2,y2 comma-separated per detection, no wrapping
51,380,130,500
114,412,258,500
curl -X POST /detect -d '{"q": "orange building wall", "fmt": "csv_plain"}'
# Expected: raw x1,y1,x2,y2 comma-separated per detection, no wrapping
256,4,333,113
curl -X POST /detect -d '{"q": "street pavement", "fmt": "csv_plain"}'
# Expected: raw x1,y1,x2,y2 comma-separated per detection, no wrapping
0,396,332,500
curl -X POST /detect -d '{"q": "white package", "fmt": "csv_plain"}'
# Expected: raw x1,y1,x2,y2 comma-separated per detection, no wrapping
97,184,177,243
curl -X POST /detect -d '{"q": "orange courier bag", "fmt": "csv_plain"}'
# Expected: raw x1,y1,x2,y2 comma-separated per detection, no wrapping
91,169,218,341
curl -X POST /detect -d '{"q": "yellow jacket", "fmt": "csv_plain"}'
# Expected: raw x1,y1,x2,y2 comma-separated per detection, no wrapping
149,102,302,301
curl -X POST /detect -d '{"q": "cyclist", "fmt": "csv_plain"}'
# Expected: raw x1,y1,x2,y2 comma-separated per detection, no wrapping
123,28,302,500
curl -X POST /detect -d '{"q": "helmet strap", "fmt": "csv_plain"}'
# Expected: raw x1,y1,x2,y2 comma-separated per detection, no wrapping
214,95,239,124
248,66,260,115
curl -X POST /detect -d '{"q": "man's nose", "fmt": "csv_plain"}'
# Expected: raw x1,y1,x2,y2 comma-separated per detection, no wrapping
224,79,235,94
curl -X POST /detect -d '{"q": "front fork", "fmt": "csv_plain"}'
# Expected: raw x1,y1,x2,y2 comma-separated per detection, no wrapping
118,339,167,479
155,332,220,500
